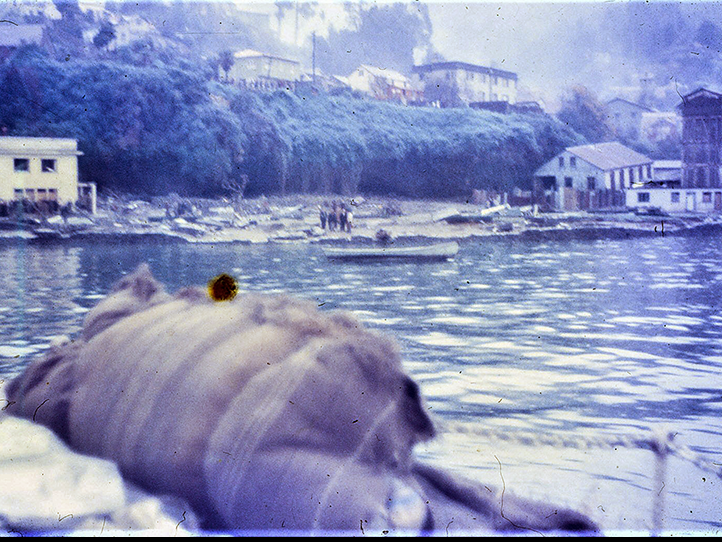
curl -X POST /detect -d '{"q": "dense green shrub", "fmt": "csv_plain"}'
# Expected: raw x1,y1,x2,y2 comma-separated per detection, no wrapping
0,48,582,199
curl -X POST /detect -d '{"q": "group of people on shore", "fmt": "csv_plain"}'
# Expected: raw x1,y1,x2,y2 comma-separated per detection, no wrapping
319,201,353,233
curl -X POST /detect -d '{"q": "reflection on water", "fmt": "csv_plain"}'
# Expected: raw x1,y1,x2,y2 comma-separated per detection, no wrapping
1,235,721,534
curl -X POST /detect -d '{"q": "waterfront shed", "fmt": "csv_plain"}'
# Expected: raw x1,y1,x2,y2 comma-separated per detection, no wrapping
534,141,653,211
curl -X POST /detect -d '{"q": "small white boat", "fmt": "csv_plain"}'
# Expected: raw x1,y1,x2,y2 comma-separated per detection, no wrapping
324,241,459,262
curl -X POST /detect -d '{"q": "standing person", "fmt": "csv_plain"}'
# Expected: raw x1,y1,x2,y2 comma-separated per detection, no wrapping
345,206,353,232
319,204,327,230
328,202,338,231
339,204,348,232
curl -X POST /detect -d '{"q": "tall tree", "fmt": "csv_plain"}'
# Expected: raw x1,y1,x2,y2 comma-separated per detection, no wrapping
219,50,234,81
315,3,432,76
556,86,617,144
93,22,116,50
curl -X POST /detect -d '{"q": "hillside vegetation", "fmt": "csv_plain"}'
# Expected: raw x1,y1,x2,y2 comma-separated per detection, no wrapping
0,48,582,200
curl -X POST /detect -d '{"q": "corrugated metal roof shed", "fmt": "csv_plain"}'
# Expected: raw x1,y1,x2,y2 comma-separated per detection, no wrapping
567,141,651,170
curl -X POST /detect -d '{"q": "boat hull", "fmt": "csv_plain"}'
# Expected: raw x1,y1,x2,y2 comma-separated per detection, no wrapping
324,241,459,262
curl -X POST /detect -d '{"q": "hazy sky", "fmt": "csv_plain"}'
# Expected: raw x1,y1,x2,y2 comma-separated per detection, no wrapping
71,0,722,110
238,0,668,108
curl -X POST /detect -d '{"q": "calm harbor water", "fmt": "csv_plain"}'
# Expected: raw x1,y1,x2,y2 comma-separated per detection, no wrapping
1,234,721,534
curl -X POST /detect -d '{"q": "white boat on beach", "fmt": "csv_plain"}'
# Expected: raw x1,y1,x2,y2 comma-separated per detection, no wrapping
323,241,460,262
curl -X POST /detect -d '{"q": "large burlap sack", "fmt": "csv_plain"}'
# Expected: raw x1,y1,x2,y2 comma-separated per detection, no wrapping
7,264,597,535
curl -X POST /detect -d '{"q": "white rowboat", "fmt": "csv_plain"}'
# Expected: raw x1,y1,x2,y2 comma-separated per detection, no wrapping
324,241,459,262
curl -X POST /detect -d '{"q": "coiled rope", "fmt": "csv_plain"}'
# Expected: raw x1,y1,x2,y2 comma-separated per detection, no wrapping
437,420,722,534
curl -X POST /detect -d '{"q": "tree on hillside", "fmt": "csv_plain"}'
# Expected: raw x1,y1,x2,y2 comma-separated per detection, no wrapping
93,22,116,50
219,50,234,81
48,0,87,58
695,20,722,50
421,76,463,108
315,3,432,76
556,85,617,143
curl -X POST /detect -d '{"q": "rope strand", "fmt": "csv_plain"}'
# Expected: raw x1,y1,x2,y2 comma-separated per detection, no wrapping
437,420,722,481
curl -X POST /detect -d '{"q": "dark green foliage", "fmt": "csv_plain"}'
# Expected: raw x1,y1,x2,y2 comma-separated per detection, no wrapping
0,50,247,197
0,48,580,199
556,86,617,144
315,3,433,77
232,91,582,198
92,22,116,50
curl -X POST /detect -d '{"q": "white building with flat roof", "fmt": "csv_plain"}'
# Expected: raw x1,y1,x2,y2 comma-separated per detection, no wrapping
0,137,94,212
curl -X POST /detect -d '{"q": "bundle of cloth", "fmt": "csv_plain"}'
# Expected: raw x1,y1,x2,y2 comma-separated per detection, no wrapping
7,264,597,535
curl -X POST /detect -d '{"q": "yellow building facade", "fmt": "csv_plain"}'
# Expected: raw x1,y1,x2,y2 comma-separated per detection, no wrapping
0,137,92,210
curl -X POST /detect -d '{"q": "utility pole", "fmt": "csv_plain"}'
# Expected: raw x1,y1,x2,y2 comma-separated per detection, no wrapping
295,0,299,46
312,31,316,84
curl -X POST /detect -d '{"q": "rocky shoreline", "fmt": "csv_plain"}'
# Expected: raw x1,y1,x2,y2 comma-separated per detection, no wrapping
1,194,720,246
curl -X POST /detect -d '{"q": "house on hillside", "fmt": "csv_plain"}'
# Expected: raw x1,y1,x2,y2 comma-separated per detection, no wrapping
0,24,45,60
346,65,423,105
534,141,652,212
606,97,655,141
226,49,300,91
411,61,518,107
0,137,95,214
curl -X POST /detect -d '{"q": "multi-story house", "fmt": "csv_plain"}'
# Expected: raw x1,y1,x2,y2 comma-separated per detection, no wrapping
411,61,517,106
0,137,95,213
606,98,655,141
678,88,722,189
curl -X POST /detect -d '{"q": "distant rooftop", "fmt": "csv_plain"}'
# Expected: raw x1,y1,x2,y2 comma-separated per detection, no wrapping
0,136,83,156
0,24,43,48
356,64,412,84
234,49,299,64
567,141,651,170
606,97,655,112
412,61,517,81
653,160,681,169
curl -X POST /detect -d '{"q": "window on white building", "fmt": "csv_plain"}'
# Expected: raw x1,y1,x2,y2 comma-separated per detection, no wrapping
637,192,650,203
42,159,56,172
564,177,573,188
559,156,564,168
587,177,596,190
570,157,576,168
14,158,29,172
671,192,680,203
703,192,712,203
